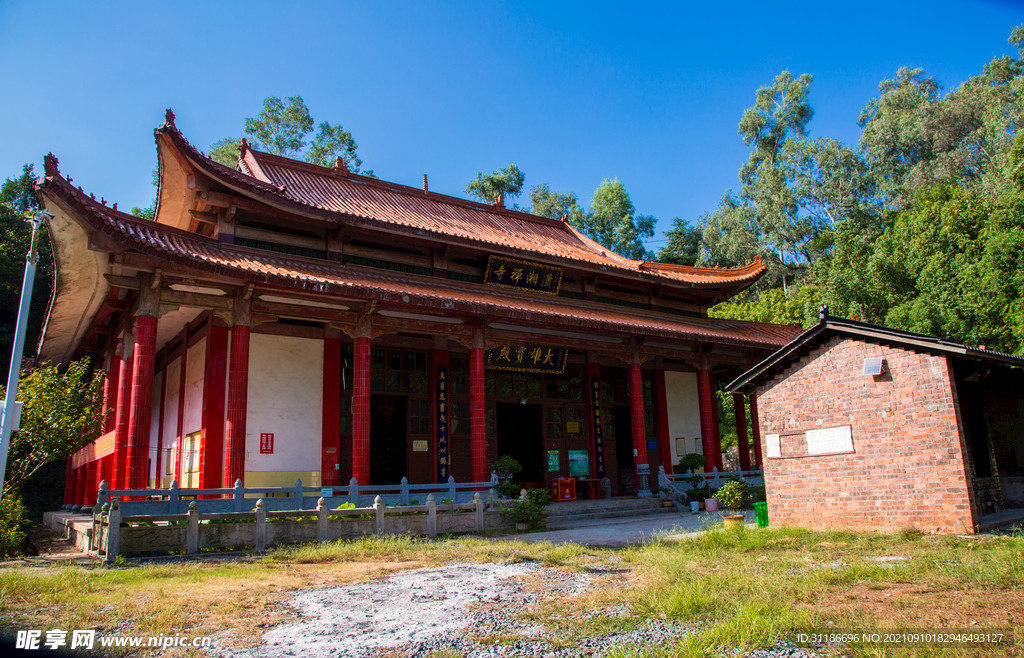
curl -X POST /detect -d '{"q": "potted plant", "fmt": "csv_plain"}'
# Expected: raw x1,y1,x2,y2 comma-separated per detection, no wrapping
491,455,524,499
501,498,543,532
684,473,709,512
658,486,674,507
716,479,748,529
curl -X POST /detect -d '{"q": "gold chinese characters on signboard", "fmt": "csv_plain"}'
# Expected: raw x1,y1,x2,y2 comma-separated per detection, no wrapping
484,256,562,295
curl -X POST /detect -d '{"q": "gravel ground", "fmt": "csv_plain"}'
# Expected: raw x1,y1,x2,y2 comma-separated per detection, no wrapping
223,561,818,658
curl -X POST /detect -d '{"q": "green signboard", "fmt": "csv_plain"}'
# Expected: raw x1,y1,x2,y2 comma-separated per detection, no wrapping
568,450,589,478
547,450,560,472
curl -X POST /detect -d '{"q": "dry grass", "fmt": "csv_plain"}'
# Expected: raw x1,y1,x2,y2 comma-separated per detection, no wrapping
1,527,1021,656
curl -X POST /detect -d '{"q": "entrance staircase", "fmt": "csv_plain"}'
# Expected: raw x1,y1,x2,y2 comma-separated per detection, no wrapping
544,497,676,527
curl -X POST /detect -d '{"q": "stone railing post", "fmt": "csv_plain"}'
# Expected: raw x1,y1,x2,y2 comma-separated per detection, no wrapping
711,467,719,488
168,480,180,515
93,502,108,553
294,478,304,510
473,492,483,532
447,476,456,503
400,477,410,505
374,496,385,535
349,477,359,507
658,465,670,490
601,477,611,499
97,480,109,509
519,488,528,501
104,501,120,564
233,479,244,512
316,497,328,543
426,494,437,539
254,499,266,551
186,501,199,555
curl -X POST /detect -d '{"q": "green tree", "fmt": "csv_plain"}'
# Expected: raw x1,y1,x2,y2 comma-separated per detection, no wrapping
574,178,655,261
528,183,586,223
656,217,700,266
0,165,52,378
466,164,525,204
210,96,372,175
1,358,104,499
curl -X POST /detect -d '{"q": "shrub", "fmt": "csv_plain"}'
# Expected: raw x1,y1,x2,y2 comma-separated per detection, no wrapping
525,488,551,507
500,499,544,527
716,480,748,511
677,453,705,474
491,455,522,480
0,493,32,558
494,482,522,500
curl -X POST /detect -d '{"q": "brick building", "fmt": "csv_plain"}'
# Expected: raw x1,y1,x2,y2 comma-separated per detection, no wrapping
38,111,802,511
728,309,1024,533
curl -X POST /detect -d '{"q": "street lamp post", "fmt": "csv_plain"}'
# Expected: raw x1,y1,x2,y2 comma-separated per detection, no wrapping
0,209,52,504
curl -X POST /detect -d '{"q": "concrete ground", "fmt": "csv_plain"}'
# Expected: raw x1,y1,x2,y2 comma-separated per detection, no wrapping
494,508,759,547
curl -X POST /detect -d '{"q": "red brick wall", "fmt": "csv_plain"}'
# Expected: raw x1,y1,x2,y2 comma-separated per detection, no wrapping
755,336,977,533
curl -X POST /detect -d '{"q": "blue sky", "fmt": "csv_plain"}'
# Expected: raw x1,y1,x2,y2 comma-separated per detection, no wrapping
1,1,1021,251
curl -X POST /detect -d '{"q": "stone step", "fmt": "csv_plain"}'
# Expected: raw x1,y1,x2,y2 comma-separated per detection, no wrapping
546,506,677,526
543,498,670,518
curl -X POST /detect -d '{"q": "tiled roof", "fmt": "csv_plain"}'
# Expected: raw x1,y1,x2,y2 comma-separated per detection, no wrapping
156,122,766,290
38,172,802,351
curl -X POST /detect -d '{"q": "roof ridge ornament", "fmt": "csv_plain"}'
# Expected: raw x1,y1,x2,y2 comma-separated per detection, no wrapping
238,138,249,155
492,193,505,209
44,153,60,177
164,108,176,128
819,304,830,322
333,156,349,175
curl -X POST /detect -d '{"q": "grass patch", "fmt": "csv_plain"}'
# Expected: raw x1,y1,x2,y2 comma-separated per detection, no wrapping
1,527,1021,655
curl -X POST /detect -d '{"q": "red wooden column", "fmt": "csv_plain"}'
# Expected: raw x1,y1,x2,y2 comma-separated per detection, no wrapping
321,328,341,487
750,394,763,469
628,344,651,497
103,353,120,433
126,315,158,491
173,324,190,484
351,311,372,485
696,366,716,473
431,339,450,483
198,324,229,491
126,279,160,492
112,337,134,490
84,460,98,509
99,455,113,494
469,324,487,483
734,393,751,471
73,465,87,509
225,292,252,489
154,350,167,487
709,372,723,470
655,368,672,475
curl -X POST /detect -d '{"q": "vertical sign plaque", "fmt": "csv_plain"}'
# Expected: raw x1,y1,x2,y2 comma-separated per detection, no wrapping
590,377,606,477
260,433,274,454
436,364,449,482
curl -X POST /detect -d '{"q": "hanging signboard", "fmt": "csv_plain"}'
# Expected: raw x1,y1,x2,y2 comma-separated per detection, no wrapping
591,377,606,478
568,450,589,477
485,345,568,374
436,364,449,481
547,450,561,472
484,256,563,295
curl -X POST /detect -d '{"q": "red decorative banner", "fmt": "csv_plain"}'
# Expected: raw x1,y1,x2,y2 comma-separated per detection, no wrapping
260,433,274,454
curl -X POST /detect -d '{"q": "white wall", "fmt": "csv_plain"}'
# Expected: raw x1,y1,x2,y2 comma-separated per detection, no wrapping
183,337,206,436
162,356,181,480
244,333,323,473
665,370,703,467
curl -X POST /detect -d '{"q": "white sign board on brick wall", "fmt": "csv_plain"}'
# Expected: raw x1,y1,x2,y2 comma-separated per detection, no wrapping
805,425,854,455
765,433,781,458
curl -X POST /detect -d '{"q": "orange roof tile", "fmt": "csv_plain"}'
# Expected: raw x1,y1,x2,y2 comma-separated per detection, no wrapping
156,121,766,291
39,171,802,351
